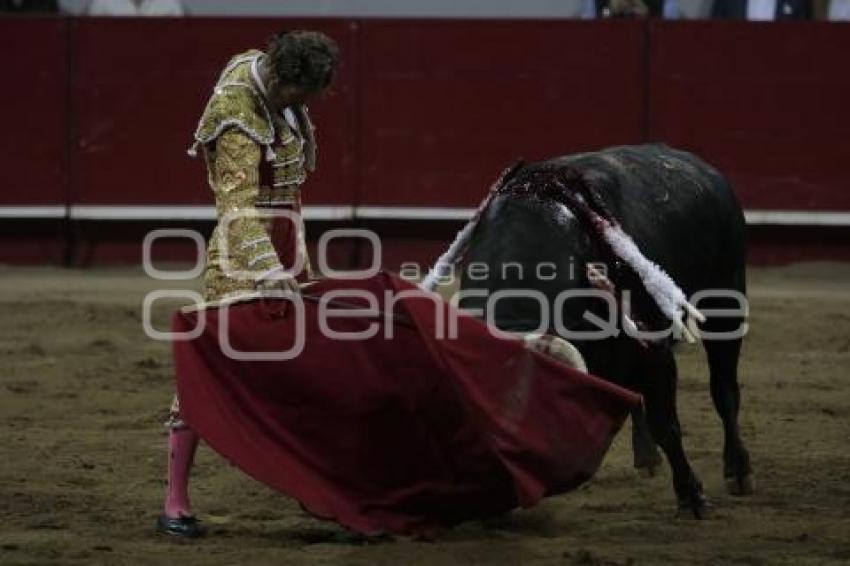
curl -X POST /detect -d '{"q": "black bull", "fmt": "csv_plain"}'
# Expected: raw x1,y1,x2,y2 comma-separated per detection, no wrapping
458,144,753,517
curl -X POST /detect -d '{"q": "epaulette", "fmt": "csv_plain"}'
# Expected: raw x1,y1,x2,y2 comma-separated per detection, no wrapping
187,51,277,161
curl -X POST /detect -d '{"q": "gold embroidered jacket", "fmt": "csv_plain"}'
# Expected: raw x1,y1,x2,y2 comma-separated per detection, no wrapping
189,50,315,301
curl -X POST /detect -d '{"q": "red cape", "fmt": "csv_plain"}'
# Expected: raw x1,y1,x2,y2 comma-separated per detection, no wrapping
173,272,639,537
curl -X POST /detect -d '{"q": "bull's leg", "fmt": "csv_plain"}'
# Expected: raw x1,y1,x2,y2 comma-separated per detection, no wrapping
630,406,663,476
641,346,709,518
703,335,753,495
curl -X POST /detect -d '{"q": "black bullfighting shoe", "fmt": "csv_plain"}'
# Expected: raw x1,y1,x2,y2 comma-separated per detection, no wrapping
156,514,207,538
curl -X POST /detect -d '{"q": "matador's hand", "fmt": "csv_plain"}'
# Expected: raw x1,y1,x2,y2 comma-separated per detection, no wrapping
256,269,301,296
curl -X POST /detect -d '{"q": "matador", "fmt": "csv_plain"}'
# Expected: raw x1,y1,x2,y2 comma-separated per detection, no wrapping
157,30,340,538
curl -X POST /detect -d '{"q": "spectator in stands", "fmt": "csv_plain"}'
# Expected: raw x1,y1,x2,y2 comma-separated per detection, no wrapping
582,0,698,18
664,0,716,17
828,0,850,18
0,0,58,12
711,0,813,19
85,0,184,16
582,0,651,17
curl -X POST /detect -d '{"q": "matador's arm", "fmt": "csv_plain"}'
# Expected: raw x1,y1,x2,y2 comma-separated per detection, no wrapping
212,128,284,282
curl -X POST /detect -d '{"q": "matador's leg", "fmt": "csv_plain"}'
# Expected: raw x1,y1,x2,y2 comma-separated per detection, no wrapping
157,396,206,538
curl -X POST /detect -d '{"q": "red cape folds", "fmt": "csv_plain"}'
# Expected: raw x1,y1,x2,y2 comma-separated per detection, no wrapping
173,272,640,537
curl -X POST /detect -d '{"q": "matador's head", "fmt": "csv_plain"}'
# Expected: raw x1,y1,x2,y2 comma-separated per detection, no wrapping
263,30,340,110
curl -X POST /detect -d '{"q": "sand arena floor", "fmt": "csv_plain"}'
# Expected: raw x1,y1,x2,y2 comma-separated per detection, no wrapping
0,263,848,565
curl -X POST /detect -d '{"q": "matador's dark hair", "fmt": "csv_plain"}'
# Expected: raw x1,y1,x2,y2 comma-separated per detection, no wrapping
267,30,340,93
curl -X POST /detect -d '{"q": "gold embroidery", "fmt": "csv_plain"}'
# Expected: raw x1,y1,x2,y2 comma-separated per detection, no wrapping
192,52,313,301
203,129,282,301
193,50,274,147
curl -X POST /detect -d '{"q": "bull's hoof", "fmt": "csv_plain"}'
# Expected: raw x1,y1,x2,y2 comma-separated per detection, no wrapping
676,494,713,520
725,473,755,496
634,451,663,478
636,462,662,478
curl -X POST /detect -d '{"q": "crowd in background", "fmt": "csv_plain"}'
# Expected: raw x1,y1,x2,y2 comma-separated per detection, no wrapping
583,0,849,19
1,0,848,20
599,0,849,19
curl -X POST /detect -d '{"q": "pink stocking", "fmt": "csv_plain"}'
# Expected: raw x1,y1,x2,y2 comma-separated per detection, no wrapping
163,427,200,518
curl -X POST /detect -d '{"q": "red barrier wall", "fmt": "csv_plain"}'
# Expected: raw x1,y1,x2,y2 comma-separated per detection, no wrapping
0,18,68,206
648,21,850,210
358,20,645,206
0,18,68,263
0,18,848,266
71,18,358,206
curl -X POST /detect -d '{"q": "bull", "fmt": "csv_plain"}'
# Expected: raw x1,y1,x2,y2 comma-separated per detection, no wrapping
434,144,752,517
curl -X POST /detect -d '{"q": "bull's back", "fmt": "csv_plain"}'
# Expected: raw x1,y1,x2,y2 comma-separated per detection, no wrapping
544,144,746,293
459,144,746,328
